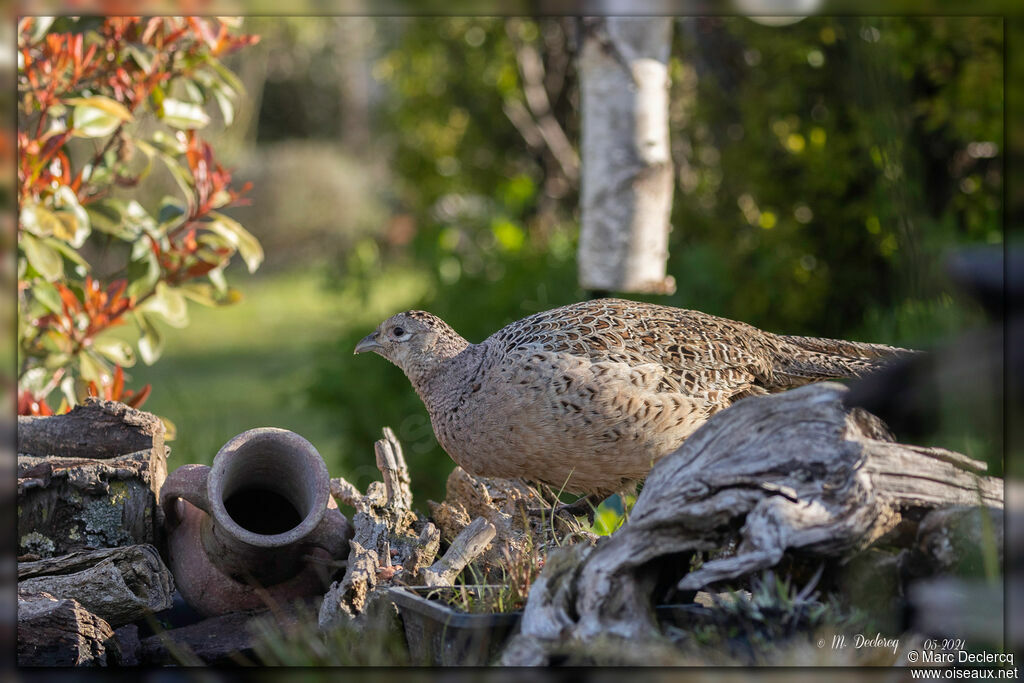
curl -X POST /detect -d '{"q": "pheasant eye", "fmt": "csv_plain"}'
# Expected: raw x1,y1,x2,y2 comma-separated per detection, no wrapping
392,327,405,338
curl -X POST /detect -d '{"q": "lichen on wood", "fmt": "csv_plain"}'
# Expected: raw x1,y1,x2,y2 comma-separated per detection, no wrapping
17,399,168,558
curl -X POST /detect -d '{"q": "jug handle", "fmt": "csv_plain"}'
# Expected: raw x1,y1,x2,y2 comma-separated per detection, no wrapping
303,505,352,560
160,464,212,531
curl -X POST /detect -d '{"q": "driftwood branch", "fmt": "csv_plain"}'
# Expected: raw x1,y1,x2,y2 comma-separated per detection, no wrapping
18,545,174,627
420,516,497,587
503,382,1004,663
319,428,495,629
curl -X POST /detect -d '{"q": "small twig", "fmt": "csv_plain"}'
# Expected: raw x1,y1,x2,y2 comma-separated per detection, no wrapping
420,517,497,588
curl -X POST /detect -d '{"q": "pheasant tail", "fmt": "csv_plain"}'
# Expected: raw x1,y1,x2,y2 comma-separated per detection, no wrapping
771,334,914,387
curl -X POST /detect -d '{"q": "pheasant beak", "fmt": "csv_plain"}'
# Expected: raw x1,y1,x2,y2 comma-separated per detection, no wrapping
354,332,383,355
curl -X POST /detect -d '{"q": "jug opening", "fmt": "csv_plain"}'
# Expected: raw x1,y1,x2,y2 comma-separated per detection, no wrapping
224,487,302,536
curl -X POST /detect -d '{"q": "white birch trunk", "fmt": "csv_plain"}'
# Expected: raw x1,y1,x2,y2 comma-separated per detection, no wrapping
578,17,675,294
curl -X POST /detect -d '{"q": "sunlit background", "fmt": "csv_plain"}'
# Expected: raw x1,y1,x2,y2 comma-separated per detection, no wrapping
78,15,1004,504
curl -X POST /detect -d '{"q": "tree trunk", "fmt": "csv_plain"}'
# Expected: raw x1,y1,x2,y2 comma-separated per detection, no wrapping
577,17,675,295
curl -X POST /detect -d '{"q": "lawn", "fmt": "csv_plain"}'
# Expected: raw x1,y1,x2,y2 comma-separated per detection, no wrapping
119,266,430,477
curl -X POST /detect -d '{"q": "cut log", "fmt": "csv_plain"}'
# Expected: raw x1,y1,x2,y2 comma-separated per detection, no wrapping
17,399,168,558
18,545,174,627
502,382,1004,663
18,591,119,666
139,608,270,665
18,397,165,461
17,449,167,557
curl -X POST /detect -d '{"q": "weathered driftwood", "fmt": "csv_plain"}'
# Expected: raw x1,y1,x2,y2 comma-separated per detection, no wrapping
18,591,119,666
18,545,174,627
420,516,497,587
319,427,496,629
502,383,1003,663
17,399,168,558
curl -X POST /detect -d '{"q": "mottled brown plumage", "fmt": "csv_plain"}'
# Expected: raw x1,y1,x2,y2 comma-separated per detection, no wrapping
354,298,912,496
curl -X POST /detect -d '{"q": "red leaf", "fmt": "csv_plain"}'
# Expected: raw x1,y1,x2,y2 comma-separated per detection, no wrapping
127,383,151,409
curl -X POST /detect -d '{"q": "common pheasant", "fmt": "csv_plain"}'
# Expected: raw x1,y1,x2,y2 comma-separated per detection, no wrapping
355,299,912,496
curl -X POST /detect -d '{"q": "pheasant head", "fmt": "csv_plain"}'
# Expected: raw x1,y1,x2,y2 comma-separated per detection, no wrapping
354,310,469,386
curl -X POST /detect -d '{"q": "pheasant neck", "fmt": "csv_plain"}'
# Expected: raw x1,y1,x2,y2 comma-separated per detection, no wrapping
409,342,484,418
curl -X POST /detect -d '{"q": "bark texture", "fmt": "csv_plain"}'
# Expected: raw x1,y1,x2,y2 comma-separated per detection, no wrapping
318,427,496,629
501,382,1003,663
17,399,168,558
17,591,119,666
18,545,174,627
577,17,675,294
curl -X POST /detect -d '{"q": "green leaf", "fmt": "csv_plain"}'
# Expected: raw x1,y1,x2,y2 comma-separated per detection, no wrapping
208,56,246,96
44,238,91,272
28,16,56,43
66,96,134,122
19,367,51,396
135,311,164,365
126,250,161,300
20,233,63,281
31,279,64,315
92,336,137,367
157,153,196,211
208,266,228,294
178,282,219,307
71,97,131,138
213,87,235,126
52,186,91,247
126,44,153,73
183,80,205,104
206,212,264,273
123,200,157,236
148,130,187,155
157,197,188,232
59,374,78,409
179,282,243,307
20,204,63,238
87,199,141,241
77,349,110,384
141,282,189,328
159,98,210,130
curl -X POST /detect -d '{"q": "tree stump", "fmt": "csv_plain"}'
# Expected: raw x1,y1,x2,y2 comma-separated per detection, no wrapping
17,399,168,558
502,383,1003,663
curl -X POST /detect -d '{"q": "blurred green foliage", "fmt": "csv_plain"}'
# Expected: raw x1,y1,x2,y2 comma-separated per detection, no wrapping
308,16,1002,501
